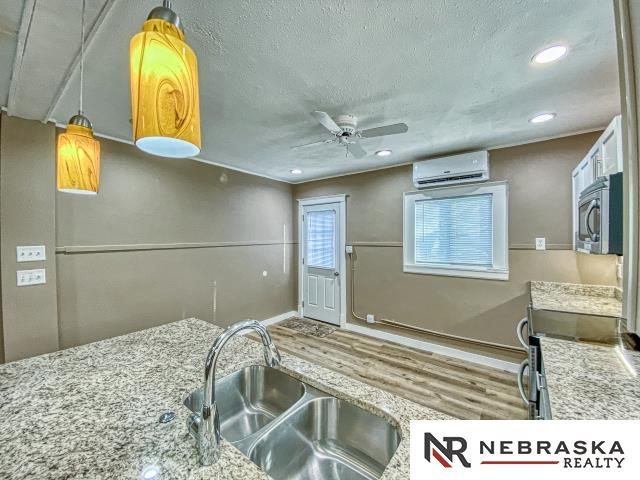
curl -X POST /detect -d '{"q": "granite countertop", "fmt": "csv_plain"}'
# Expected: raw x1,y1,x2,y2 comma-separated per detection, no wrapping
0,318,451,479
540,336,640,419
530,281,623,317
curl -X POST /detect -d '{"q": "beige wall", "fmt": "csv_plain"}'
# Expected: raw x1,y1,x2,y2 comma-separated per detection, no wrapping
294,132,619,349
0,114,621,361
56,136,296,348
1,114,296,361
1,115,59,362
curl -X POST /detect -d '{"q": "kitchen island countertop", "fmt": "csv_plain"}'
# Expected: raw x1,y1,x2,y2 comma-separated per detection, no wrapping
0,318,451,479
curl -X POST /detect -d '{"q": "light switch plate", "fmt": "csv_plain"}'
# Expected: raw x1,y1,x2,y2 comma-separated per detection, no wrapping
535,238,546,250
17,245,46,262
17,269,46,286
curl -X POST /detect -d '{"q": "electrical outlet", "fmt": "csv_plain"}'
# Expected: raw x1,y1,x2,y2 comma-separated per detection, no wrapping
366,314,375,324
17,269,46,286
535,238,546,250
16,245,46,262
345,245,354,254
617,263,624,280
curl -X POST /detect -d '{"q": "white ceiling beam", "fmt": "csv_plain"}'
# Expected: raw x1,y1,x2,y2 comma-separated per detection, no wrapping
6,0,37,116
43,0,117,123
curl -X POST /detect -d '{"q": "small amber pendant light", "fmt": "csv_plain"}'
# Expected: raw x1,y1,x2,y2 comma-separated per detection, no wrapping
57,0,100,195
130,0,201,158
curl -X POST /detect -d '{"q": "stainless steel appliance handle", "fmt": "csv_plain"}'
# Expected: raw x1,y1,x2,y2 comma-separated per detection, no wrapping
516,318,529,349
585,199,600,242
517,359,529,405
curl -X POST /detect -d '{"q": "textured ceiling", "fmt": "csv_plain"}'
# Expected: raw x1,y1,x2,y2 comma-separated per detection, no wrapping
3,0,113,120
0,0,24,106
3,0,621,183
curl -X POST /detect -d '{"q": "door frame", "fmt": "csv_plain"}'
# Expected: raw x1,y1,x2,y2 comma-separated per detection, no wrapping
614,0,639,333
297,194,347,327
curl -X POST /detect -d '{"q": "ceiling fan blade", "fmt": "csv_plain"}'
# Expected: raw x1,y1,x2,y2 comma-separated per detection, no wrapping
291,138,334,150
311,111,343,134
359,123,408,138
347,141,367,158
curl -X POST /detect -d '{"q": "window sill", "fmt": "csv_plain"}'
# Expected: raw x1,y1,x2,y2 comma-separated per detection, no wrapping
403,264,509,281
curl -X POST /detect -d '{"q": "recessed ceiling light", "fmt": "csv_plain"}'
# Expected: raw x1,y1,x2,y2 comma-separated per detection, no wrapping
290,169,302,175
532,45,568,64
529,113,556,124
375,149,392,157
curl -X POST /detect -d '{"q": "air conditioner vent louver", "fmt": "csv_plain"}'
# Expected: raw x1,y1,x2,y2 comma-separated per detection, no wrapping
417,172,484,185
413,151,489,189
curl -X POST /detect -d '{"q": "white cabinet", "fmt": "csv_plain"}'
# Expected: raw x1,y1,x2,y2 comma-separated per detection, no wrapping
601,115,624,176
571,115,623,248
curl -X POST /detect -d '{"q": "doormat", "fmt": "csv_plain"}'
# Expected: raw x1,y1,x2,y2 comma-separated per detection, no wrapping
279,317,336,338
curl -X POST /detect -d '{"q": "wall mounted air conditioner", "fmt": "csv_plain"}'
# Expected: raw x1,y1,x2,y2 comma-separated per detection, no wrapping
412,151,489,189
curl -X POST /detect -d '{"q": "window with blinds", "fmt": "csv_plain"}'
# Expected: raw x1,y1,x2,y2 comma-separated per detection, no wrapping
414,194,493,267
403,182,508,280
306,209,335,269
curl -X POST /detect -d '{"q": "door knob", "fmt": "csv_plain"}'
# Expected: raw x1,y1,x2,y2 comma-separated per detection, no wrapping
334,271,340,277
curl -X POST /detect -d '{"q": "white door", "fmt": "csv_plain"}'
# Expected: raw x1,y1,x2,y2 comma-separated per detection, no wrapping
301,202,341,325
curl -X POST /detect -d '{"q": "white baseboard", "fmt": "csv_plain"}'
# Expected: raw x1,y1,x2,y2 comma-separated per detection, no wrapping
237,311,297,336
247,311,518,373
259,311,298,327
344,322,520,373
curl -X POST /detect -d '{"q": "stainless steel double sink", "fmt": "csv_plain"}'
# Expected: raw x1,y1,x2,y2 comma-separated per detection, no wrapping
183,365,401,480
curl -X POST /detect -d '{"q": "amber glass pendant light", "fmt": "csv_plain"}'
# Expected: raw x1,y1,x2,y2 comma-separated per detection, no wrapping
57,0,101,195
130,0,201,158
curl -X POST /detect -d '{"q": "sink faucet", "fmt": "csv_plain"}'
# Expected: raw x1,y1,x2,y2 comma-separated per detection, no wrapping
188,319,281,466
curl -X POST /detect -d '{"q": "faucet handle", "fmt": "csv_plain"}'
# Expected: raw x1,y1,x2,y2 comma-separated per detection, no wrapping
263,342,282,367
186,412,201,439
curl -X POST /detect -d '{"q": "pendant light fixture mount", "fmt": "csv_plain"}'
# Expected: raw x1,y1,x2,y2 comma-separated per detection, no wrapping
147,0,181,30
68,114,93,129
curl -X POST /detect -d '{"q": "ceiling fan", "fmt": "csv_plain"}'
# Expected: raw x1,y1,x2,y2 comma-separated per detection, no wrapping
293,111,408,158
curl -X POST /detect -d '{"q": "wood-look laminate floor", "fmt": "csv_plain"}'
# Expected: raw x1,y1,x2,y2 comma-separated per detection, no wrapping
253,318,527,420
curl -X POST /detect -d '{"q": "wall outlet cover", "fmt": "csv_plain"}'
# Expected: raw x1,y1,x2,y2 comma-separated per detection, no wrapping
617,263,624,280
535,238,546,250
16,245,46,262
17,268,46,286
366,314,375,324
345,245,354,254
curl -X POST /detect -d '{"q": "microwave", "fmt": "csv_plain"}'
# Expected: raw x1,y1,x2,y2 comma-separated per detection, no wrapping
576,172,623,255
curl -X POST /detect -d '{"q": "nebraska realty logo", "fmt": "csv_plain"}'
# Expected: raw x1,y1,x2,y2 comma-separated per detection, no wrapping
410,420,640,479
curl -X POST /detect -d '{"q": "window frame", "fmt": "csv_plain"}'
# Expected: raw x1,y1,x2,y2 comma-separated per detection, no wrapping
403,181,509,281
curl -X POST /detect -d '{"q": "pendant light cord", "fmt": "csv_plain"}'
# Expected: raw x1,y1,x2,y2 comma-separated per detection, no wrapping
79,0,85,115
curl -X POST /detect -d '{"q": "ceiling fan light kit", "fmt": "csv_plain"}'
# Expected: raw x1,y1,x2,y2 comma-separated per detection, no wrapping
297,111,408,159
56,0,101,195
130,0,201,158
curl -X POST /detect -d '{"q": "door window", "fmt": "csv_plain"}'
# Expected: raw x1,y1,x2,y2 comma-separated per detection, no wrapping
306,209,335,269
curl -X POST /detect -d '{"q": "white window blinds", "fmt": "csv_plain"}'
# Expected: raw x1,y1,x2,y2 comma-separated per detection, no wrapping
307,209,335,269
414,193,493,267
